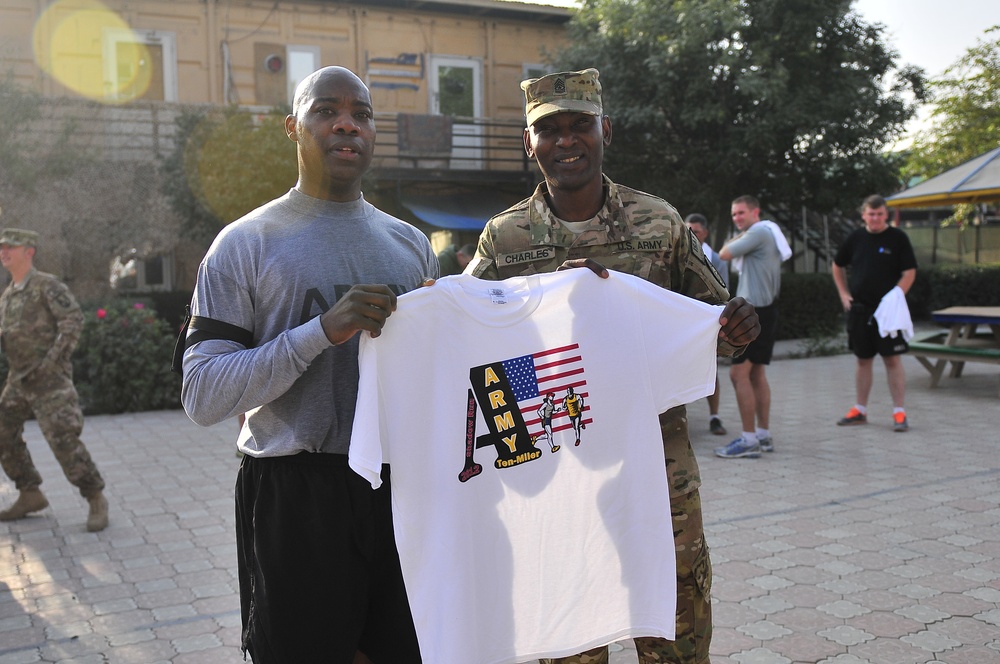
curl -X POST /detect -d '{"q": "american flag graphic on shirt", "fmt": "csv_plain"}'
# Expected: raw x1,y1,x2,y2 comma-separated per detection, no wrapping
501,344,591,439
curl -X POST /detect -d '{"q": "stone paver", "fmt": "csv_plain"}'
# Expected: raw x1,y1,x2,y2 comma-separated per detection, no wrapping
1,343,998,663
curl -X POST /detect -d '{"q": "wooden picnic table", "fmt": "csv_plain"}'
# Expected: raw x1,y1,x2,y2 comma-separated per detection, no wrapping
907,306,1000,393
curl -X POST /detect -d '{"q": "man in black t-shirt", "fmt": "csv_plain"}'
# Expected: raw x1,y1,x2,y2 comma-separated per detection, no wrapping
832,195,917,432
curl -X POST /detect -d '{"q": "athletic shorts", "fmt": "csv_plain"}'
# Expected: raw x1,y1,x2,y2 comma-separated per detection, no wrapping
731,303,778,366
847,303,909,359
235,452,421,664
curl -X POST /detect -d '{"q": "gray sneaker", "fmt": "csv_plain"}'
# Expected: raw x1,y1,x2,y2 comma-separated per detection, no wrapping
714,437,761,459
759,436,774,453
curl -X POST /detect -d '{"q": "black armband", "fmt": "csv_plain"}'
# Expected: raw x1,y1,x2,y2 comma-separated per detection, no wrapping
171,305,254,376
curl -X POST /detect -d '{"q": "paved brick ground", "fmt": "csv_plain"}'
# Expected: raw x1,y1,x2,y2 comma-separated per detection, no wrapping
1,347,998,663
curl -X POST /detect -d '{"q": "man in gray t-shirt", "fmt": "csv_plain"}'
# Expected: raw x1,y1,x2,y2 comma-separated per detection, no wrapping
181,67,436,664
716,194,783,458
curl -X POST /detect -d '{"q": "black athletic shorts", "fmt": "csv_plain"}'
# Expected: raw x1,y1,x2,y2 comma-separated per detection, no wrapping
731,303,779,366
236,452,421,663
847,303,909,359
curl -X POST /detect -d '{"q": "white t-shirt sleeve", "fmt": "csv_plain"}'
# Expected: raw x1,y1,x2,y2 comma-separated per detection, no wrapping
350,336,386,488
622,274,722,412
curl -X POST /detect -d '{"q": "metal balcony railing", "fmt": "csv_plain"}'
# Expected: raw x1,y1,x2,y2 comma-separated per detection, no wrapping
372,112,534,177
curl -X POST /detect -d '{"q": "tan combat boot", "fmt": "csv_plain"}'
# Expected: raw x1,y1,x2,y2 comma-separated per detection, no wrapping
0,488,49,521
86,492,109,532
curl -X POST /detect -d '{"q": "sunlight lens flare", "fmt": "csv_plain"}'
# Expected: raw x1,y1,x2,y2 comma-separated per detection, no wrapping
33,0,152,103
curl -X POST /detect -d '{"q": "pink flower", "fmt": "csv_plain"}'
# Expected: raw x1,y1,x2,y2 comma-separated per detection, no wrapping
97,309,107,319
133,302,145,309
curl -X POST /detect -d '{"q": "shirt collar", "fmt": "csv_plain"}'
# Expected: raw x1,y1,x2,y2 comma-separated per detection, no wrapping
525,174,633,246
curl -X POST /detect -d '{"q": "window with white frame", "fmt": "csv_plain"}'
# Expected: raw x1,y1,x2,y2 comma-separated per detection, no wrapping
102,28,177,102
287,46,321,105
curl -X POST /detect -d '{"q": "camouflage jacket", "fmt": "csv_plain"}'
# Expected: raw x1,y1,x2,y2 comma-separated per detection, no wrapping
468,176,736,495
0,268,84,381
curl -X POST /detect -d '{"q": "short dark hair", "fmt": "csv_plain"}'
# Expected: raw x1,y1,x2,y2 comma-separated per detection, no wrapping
457,243,476,257
861,194,887,211
684,213,709,228
732,194,760,209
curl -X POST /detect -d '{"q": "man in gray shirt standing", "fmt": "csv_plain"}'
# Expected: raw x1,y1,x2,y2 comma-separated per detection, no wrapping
181,66,437,663
716,195,783,458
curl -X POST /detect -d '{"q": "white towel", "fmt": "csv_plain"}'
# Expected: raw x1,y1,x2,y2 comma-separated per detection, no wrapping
873,286,914,341
730,220,792,272
761,220,793,261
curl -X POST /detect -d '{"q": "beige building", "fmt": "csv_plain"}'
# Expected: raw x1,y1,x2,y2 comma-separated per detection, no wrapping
0,0,570,299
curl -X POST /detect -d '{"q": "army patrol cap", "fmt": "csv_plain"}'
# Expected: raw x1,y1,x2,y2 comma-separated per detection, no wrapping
0,228,39,247
521,68,603,126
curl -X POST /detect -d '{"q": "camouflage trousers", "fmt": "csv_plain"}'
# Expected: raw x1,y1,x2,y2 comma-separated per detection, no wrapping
540,489,713,664
0,371,104,498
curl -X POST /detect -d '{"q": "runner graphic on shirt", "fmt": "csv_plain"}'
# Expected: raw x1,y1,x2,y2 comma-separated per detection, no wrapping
534,393,560,453
557,386,586,446
461,343,592,481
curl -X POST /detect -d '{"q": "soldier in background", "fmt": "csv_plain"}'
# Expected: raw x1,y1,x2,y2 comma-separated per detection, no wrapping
437,242,476,276
0,227,108,531
465,68,759,664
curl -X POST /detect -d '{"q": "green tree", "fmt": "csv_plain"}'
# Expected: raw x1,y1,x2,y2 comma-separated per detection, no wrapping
904,26,1000,182
160,107,297,241
550,0,925,224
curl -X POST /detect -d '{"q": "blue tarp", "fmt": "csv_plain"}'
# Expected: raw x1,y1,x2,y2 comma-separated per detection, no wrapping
404,201,491,230
402,192,521,230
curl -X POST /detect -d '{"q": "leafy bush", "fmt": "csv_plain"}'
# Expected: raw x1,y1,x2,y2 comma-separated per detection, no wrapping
161,107,297,242
907,263,1000,316
71,302,182,415
766,263,1000,343
775,272,843,340
729,272,844,341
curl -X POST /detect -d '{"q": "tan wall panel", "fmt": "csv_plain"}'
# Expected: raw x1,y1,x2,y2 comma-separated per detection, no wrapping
1,0,567,112
0,2,41,87
491,25,564,64
131,10,203,30
363,13,434,52
494,64,534,119
321,45,358,71
289,6,354,43
427,17,489,57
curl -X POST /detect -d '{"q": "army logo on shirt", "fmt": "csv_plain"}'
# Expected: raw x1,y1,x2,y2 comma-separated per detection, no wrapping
459,343,592,482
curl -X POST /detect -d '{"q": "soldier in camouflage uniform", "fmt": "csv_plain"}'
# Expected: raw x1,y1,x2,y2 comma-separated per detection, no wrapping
465,69,760,664
0,228,108,532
